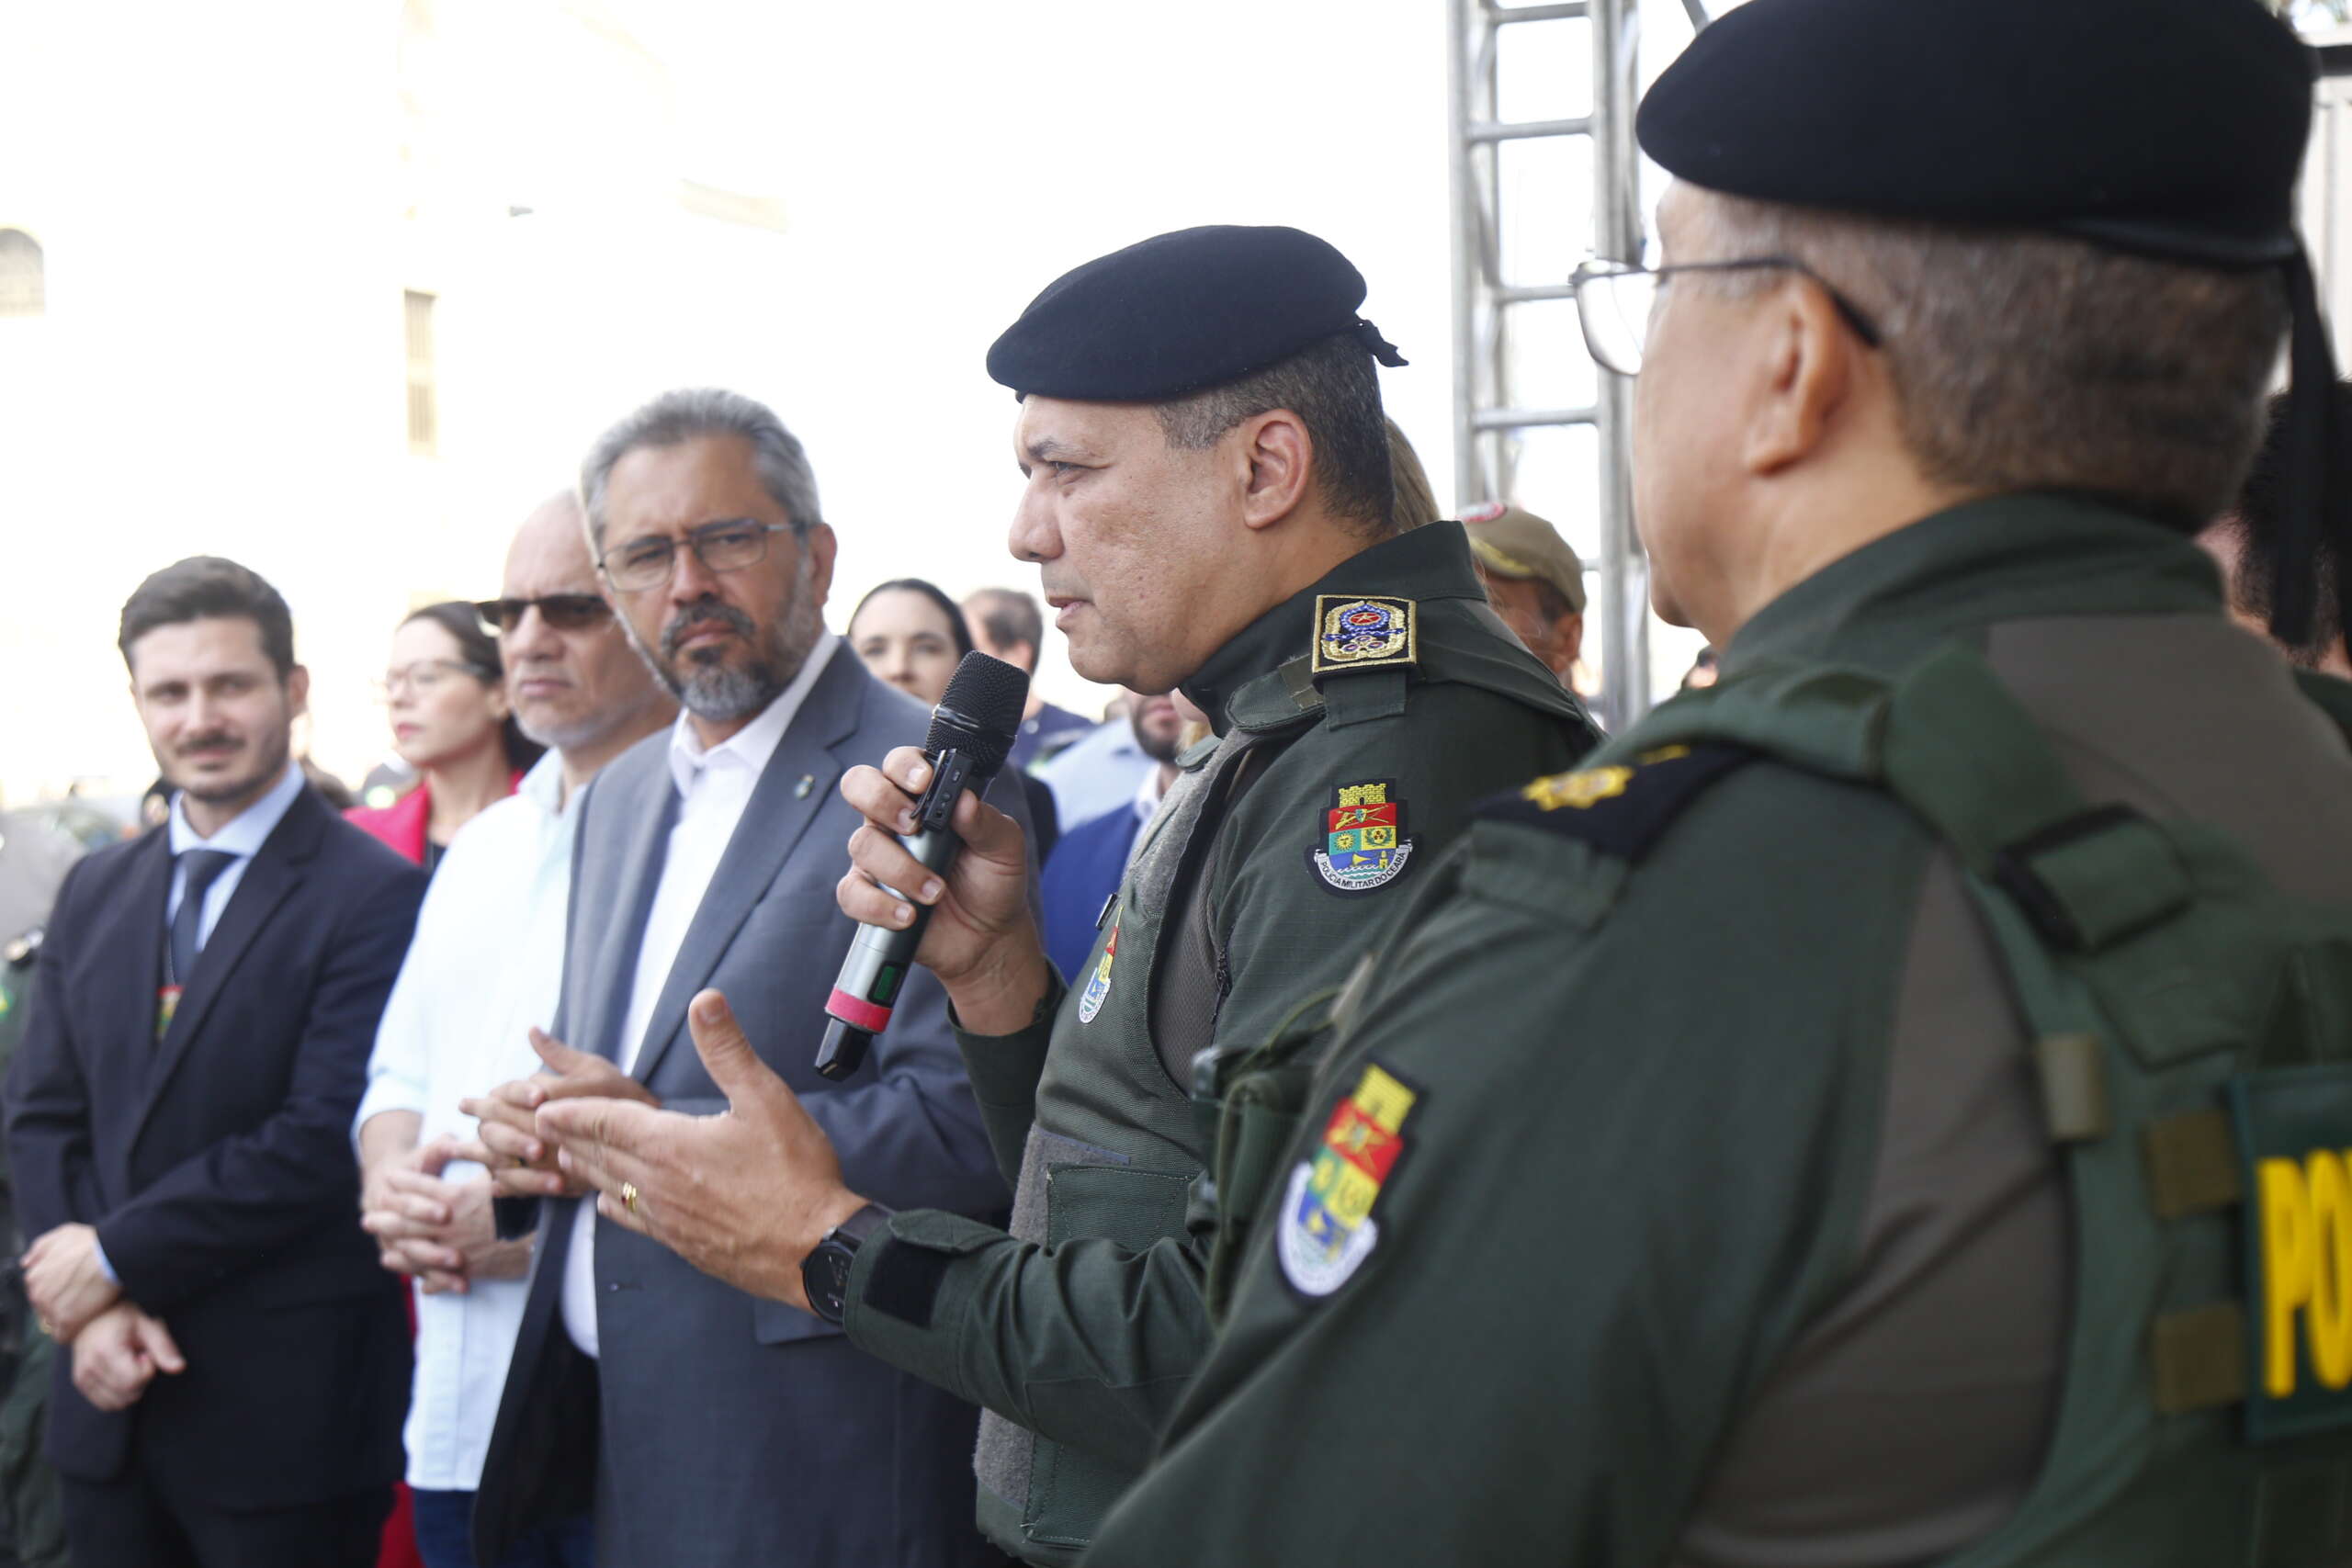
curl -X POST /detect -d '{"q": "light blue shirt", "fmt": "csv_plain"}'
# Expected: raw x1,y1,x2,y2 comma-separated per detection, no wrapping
96,758,309,1287
1034,718,1154,831
164,759,308,954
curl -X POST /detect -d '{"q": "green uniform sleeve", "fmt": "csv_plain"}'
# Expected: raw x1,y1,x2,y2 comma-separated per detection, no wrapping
953,972,1068,1190
840,1209,1212,1472
1087,769,1917,1568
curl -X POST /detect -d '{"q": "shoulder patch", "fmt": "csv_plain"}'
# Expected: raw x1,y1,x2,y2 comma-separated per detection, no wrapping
1307,779,1414,895
1278,1060,1420,1298
1479,741,1757,862
1311,595,1417,678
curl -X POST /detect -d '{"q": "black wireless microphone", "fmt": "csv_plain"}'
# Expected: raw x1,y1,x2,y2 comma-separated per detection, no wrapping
817,651,1030,1080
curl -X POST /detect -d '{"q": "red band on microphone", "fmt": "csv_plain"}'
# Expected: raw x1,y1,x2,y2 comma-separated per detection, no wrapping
826,987,894,1033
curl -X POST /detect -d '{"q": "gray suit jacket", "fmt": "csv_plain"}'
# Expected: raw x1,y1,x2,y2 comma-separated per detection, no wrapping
476,647,1014,1568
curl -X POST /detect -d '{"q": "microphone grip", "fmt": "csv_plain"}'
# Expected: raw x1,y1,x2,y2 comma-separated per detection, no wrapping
818,825,964,1081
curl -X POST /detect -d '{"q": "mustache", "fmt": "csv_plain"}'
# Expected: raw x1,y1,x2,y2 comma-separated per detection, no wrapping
177,731,242,755
661,600,756,660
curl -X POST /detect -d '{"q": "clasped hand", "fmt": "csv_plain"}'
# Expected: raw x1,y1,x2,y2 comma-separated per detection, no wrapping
360,1137,529,1294
457,1028,659,1201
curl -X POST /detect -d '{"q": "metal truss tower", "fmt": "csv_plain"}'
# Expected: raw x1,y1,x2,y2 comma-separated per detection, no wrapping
1447,0,1690,728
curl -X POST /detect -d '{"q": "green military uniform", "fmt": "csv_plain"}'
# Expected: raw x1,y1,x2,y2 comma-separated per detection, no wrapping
1087,496,2352,1567
842,518,1600,1562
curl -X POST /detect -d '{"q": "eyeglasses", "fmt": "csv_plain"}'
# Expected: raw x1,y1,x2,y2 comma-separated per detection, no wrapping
599,519,799,593
476,593,612,635
1567,255,1884,377
374,659,493,702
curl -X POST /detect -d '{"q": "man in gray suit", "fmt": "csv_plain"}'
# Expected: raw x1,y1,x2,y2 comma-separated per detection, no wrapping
461,389,1012,1568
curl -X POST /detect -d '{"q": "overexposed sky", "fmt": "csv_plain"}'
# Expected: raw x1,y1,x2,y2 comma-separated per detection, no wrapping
0,0,1718,799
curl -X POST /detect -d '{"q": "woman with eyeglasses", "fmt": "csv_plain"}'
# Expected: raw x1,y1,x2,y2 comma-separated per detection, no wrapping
346,602,544,876
846,577,1062,863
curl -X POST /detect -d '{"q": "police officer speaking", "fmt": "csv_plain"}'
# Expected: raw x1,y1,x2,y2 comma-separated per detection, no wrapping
1085,0,2352,1564
526,224,1600,1562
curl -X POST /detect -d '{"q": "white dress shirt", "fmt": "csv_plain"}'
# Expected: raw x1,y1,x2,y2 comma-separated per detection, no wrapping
353,750,576,1491
561,634,839,1358
93,760,310,1287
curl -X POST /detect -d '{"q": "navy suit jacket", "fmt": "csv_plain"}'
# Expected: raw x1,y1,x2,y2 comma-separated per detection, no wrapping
3,784,423,1507
1040,805,1145,983
475,649,1015,1568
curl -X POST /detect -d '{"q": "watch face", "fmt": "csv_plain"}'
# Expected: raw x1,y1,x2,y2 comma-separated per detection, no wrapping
808,1243,854,1322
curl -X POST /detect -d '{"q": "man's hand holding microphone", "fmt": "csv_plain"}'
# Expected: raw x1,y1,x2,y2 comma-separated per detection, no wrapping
526,652,1038,1311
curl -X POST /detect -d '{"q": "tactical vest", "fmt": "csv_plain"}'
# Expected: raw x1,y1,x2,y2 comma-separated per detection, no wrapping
979,601,1591,1562
1577,647,2352,1567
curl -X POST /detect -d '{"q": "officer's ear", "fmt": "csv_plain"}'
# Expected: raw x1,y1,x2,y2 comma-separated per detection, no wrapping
1743,274,1859,478
284,664,311,722
1237,409,1315,533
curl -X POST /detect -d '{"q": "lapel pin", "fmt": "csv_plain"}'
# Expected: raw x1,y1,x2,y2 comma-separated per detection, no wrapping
795,774,815,799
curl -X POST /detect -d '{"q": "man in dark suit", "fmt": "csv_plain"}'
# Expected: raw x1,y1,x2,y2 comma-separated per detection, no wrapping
462,389,1012,1568
4,556,424,1567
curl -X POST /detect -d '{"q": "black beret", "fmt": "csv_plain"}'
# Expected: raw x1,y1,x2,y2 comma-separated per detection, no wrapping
987,224,1406,401
1637,0,2313,265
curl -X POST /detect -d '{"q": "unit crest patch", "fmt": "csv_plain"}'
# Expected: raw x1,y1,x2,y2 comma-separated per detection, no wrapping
1308,780,1414,895
1477,740,1757,863
1311,595,1417,677
1279,1061,1420,1297
1078,913,1119,1024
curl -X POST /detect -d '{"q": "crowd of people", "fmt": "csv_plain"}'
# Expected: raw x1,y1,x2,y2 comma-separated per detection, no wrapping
5,0,2352,1565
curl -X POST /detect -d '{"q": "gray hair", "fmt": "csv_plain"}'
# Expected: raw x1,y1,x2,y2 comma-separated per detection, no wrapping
1692,192,2289,529
1154,333,1396,538
579,388,823,548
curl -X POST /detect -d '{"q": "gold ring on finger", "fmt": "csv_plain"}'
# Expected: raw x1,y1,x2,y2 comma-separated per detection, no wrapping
621,1181,640,1215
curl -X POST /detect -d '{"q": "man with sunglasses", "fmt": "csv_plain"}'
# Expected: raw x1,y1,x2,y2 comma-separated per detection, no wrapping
352,491,673,1568
1085,0,2352,1563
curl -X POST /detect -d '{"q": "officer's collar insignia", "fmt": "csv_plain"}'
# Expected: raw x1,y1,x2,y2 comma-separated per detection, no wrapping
1279,1061,1419,1298
1309,779,1413,895
1479,742,1758,863
1310,594,1417,678
1078,910,1120,1024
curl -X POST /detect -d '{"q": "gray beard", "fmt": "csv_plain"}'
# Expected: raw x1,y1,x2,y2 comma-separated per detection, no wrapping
627,559,821,724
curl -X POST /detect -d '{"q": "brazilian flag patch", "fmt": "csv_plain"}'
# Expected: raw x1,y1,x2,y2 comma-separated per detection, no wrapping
1278,1061,1420,1298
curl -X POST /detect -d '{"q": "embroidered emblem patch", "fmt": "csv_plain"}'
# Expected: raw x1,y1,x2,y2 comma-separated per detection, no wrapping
1078,913,1119,1024
1308,780,1414,895
1279,1062,1419,1297
1310,594,1417,677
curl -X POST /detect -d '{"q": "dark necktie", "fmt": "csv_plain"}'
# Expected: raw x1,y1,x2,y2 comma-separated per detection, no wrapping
169,849,238,987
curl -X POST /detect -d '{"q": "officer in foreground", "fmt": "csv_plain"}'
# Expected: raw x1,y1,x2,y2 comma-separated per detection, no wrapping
1087,1,2352,1563
529,225,1600,1563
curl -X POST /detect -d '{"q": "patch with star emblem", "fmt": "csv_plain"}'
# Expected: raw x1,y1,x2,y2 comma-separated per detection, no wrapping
1477,741,1757,863
1310,594,1417,677
1279,1060,1420,1298
1308,779,1414,895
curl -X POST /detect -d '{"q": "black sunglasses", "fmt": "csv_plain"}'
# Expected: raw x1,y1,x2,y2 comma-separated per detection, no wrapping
476,593,613,635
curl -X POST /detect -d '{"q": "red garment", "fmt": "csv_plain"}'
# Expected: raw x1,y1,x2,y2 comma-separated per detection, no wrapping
347,773,518,1568
345,772,525,865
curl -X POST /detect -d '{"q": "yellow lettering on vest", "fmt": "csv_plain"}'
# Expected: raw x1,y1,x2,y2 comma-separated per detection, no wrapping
2263,1156,2316,1398
2310,1151,2352,1390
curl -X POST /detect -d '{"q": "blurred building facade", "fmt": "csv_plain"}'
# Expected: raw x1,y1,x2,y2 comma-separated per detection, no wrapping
0,0,792,804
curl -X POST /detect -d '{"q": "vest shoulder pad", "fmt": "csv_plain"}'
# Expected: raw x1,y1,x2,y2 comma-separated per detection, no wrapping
1477,741,1757,862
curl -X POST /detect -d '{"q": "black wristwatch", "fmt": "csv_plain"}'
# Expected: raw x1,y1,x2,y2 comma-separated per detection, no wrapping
803,1203,893,1324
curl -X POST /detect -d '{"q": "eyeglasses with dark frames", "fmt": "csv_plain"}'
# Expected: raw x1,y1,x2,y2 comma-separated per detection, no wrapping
1568,255,1884,377
476,593,613,636
598,519,800,593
